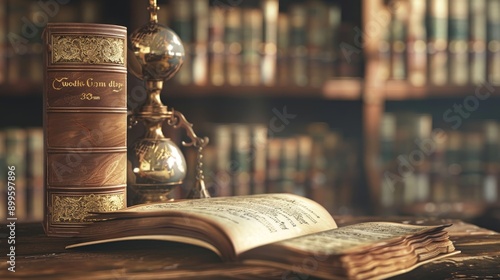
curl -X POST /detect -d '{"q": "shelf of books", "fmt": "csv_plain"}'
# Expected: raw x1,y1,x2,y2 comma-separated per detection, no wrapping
365,0,500,218
379,0,500,93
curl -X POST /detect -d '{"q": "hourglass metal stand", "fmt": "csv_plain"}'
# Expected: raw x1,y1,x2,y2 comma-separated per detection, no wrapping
127,0,210,205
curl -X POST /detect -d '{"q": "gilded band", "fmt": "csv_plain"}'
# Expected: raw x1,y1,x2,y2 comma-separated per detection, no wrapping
51,193,125,223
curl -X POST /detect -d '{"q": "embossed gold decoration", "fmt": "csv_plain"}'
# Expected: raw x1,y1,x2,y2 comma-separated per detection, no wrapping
127,0,210,205
51,193,125,223
51,35,125,65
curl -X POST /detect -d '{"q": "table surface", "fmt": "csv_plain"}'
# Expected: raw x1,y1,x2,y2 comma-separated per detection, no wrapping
1,216,500,280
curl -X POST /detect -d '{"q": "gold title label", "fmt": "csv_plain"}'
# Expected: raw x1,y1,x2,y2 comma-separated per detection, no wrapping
52,77,124,92
51,193,125,223
51,35,125,65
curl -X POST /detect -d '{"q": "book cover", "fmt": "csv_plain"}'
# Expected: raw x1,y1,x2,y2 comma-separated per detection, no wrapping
43,23,127,236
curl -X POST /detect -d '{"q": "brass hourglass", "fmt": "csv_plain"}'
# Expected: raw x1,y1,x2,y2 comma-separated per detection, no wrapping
127,0,210,204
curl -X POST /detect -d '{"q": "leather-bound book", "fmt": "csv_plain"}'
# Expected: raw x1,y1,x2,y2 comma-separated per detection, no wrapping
43,23,127,236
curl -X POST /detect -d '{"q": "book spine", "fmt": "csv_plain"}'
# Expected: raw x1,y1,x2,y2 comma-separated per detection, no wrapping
0,131,4,220
261,0,279,86
27,127,44,221
296,135,312,197
407,0,427,86
306,0,329,87
276,13,289,86
0,0,6,84
469,0,487,85
43,23,127,236
214,124,232,196
250,125,267,194
208,7,225,86
231,125,251,196
280,137,298,194
482,121,499,202
487,0,500,85
224,7,243,86
5,128,27,220
266,138,282,193
324,5,341,80
444,131,462,202
192,0,209,86
242,8,263,86
448,0,469,85
460,131,484,202
379,113,396,208
390,0,409,80
170,0,193,85
288,4,308,86
427,0,448,85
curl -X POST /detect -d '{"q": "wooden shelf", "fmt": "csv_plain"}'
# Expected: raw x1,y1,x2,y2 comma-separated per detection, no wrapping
384,80,500,100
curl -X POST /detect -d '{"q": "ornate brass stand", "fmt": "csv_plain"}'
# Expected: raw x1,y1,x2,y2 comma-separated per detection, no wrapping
127,0,210,204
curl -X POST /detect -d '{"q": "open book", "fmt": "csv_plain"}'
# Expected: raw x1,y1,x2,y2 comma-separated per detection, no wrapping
67,193,459,280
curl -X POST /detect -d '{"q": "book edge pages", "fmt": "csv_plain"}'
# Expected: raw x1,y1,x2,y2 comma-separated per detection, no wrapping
242,250,461,280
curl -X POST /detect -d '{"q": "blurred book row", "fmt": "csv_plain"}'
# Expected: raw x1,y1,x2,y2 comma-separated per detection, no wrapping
381,0,500,87
164,0,361,88
0,127,43,222
378,112,500,216
0,0,363,89
180,122,359,214
0,0,104,85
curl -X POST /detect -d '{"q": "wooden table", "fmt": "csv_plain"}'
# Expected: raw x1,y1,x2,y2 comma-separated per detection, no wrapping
1,216,500,279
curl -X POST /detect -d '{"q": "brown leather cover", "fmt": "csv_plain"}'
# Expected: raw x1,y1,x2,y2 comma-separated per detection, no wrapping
43,23,127,236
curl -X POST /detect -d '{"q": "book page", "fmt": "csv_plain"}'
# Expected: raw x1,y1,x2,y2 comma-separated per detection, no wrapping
106,193,337,255
273,222,449,255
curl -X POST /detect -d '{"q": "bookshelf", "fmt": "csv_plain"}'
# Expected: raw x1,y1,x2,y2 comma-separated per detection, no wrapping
1,0,500,227
363,0,500,224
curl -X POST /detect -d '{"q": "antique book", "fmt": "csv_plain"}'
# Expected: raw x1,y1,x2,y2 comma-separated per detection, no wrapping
43,23,127,236
67,193,458,280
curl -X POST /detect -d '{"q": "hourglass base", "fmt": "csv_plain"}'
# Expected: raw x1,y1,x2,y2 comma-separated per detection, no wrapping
128,183,181,205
